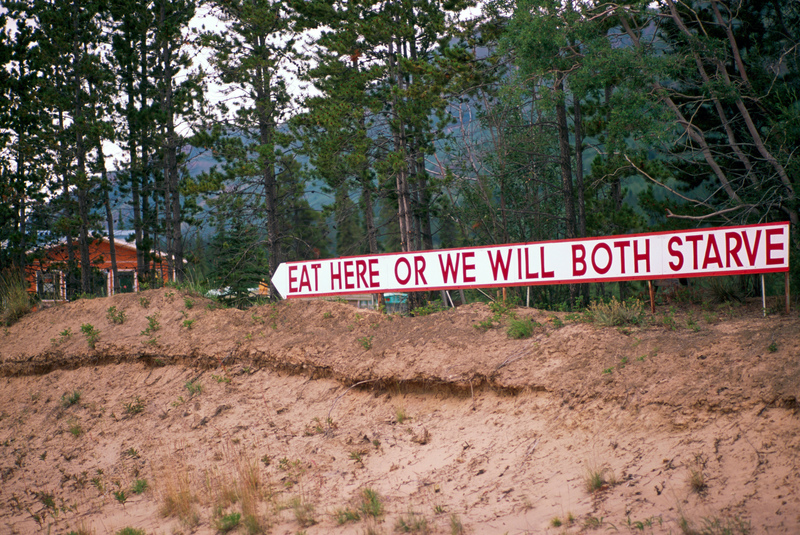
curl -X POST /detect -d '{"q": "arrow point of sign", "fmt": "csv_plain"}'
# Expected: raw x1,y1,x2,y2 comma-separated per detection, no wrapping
272,263,289,299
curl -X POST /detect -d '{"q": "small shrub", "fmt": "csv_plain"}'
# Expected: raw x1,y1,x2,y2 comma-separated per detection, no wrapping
587,298,646,327
113,489,127,504
68,419,83,437
290,496,317,527
139,296,150,308
107,306,126,324
131,479,148,495
124,396,146,415
335,507,361,524
395,511,429,533
583,465,613,493
507,318,536,339
184,297,194,309
215,511,241,533
61,390,82,408
115,529,145,535
551,517,562,527
359,488,384,518
141,314,160,336
0,269,32,325
768,342,778,353
688,468,707,494
182,319,195,329
358,335,373,350
185,380,202,396
81,323,100,349
395,407,408,424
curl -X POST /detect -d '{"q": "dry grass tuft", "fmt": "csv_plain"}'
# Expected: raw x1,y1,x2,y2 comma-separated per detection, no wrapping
159,466,199,527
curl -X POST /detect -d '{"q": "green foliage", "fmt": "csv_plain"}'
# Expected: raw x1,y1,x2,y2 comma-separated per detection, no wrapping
185,380,202,396
358,488,384,518
61,390,82,408
335,507,361,524
115,529,145,535
586,299,646,327
395,511,429,533
215,511,241,533
81,323,100,349
507,318,538,339
0,270,32,326
141,314,160,336
357,335,373,350
124,396,146,416
107,306,126,325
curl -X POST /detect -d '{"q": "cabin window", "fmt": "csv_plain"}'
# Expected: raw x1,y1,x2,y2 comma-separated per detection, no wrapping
37,272,62,300
117,272,135,293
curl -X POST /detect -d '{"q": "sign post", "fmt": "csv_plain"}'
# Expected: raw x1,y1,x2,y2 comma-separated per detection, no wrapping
272,223,791,302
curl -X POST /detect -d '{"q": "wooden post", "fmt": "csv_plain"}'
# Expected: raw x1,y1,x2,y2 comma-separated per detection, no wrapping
761,274,766,317
786,271,791,315
502,287,507,303
648,280,655,314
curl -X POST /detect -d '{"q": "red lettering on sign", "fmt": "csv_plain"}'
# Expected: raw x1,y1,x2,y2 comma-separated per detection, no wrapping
343,260,355,289
702,235,722,269
614,240,630,274
766,228,785,265
634,239,650,273
743,230,761,265
368,259,379,287
686,235,702,270
331,262,343,290
462,252,476,283
488,249,512,280
298,266,312,291
573,245,587,276
591,243,613,275
725,232,743,268
414,256,428,285
540,247,554,278
395,258,411,285
668,237,683,271
289,265,299,292
311,264,321,291
438,253,460,283
356,260,368,288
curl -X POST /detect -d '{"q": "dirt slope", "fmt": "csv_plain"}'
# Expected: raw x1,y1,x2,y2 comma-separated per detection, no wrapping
0,289,798,535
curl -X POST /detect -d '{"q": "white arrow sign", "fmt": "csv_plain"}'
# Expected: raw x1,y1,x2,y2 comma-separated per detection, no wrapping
271,222,790,299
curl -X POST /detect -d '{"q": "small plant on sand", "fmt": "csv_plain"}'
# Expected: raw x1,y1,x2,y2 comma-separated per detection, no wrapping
450,513,464,535
323,311,333,319
290,496,317,527
586,298,646,327
113,489,128,504
679,515,750,535
507,317,537,339
124,396,146,415
106,306,126,324
185,379,202,396
182,319,195,329
395,407,408,424
357,335,373,350
359,488,384,518
115,529,145,535
81,323,100,349
68,418,83,437
131,479,148,495
215,511,241,533
141,314,160,336
688,467,707,494
160,469,199,527
395,511,429,533
551,517,563,527
184,297,194,309
139,296,150,308
335,506,361,525
768,341,778,353
61,390,82,408
583,465,613,493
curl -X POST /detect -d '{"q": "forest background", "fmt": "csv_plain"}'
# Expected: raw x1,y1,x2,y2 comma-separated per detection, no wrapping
1,0,798,310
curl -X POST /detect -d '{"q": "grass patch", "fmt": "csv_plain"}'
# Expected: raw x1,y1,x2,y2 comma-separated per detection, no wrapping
359,488,384,518
81,323,100,349
159,468,199,527
395,511,430,533
131,478,148,495
583,464,614,493
215,511,241,533
586,298,646,327
507,317,537,339
61,390,82,408
106,306,126,324
0,269,32,325
124,396,146,416
679,515,750,535
290,496,317,527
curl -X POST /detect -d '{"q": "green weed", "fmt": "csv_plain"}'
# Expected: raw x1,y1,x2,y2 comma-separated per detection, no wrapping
359,488,384,518
81,323,100,349
215,511,241,533
185,380,202,396
107,306,126,324
61,390,82,408
141,314,160,336
507,318,537,339
357,335,373,350
124,396,146,415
